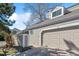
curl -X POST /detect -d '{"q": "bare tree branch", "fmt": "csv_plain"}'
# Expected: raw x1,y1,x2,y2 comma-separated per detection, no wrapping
23,3,63,29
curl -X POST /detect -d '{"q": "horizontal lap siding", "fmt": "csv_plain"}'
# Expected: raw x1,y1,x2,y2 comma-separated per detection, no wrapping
28,29,41,47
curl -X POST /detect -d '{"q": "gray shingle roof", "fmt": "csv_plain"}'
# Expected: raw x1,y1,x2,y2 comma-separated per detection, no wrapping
28,9,79,30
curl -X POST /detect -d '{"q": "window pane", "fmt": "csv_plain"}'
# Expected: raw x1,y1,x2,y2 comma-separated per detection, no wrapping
52,9,62,17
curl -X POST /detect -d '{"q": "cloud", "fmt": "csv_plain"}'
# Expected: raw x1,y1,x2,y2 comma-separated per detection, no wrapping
9,13,18,21
9,12,31,21
9,12,31,30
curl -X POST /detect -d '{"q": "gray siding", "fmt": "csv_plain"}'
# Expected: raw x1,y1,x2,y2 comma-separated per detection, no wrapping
28,4,79,49
28,19,79,48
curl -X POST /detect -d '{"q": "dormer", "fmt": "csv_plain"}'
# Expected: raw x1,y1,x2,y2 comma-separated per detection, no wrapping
48,6,69,19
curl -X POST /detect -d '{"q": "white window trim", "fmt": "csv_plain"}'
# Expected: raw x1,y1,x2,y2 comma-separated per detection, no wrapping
51,7,64,19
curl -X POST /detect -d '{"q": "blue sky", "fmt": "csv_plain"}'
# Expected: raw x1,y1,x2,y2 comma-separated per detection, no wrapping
9,3,76,30
9,3,32,30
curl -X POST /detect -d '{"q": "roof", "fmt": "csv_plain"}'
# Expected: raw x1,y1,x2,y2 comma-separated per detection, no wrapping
28,4,79,30
67,3,79,9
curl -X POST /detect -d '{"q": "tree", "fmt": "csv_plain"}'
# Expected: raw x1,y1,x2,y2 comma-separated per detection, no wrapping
0,3,16,48
0,21,11,33
23,3,63,28
0,3,15,26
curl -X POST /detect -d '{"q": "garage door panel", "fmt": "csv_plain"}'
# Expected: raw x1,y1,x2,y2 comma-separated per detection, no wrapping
43,28,79,50
59,30,74,50
73,29,79,48
43,32,59,49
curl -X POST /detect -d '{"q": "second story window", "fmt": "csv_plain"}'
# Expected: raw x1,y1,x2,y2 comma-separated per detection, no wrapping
52,9,62,17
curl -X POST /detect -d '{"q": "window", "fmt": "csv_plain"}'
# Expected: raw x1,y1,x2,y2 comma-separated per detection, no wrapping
52,9,62,17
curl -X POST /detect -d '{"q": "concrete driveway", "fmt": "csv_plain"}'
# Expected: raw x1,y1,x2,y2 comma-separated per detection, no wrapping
13,47,79,56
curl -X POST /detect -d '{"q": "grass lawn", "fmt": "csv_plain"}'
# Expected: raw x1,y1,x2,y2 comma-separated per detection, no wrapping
0,48,17,55
0,49,4,54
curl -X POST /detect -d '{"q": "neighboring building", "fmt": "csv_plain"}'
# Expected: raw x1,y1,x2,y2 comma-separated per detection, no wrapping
11,28,28,47
11,28,21,34
17,30,28,47
27,4,79,50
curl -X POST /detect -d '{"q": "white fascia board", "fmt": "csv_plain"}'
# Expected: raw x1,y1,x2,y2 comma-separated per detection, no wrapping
41,20,79,33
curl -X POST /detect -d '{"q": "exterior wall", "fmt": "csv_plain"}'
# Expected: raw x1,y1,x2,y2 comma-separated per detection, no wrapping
28,4,79,48
18,34,28,47
18,34,23,46
28,29,41,47
23,34,28,47
28,19,79,48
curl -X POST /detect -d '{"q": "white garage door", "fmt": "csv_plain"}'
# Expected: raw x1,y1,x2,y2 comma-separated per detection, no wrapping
43,27,79,50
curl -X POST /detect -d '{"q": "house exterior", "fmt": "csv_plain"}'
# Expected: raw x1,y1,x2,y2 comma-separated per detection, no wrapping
18,34,28,47
16,29,29,47
27,4,79,50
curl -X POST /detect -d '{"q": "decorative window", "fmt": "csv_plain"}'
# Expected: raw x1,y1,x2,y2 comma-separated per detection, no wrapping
52,9,62,17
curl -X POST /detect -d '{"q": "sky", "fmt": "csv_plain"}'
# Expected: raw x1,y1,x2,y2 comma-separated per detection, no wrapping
9,3,76,30
9,3,32,30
